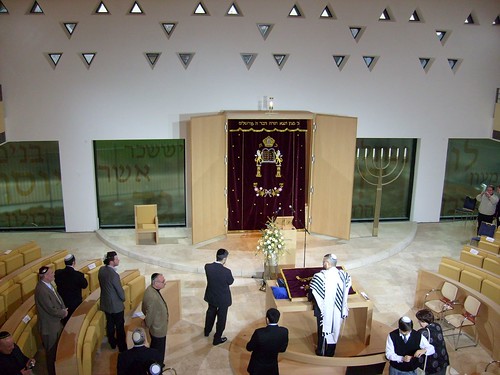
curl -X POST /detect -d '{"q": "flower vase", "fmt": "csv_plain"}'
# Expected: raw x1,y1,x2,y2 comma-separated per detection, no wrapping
264,254,279,280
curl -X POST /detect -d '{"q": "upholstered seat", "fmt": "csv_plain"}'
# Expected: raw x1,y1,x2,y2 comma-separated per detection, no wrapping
424,281,459,321
134,204,159,244
444,295,481,350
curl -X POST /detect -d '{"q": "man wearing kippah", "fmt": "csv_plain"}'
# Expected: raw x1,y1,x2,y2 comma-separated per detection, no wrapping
34,266,68,375
308,253,351,356
117,328,162,375
55,254,88,324
385,316,435,375
0,331,36,375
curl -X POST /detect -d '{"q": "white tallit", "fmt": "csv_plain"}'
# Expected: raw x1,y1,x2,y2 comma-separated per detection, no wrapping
310,267,351,344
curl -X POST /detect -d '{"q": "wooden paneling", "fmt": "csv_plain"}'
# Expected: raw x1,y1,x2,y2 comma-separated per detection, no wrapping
189,114,227,244
309,114,357,240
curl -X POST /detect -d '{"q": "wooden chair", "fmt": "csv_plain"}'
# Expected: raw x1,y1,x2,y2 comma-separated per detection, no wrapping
134,204,159,244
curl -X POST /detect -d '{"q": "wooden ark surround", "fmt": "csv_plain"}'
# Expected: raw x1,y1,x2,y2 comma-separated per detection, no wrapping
188,111,357,245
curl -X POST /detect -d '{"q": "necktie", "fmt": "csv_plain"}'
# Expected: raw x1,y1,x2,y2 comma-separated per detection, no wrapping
403,335,408,343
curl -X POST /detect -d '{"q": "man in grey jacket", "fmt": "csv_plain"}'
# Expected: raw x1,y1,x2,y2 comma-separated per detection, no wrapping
142,273,169,365
98,251,127,352
34,266,68,375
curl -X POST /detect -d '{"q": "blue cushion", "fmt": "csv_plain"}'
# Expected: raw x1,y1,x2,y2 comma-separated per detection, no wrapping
271,286,288,299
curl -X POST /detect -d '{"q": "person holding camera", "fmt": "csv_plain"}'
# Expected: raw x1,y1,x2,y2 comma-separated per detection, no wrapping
0,331,36,375
476,185,499,234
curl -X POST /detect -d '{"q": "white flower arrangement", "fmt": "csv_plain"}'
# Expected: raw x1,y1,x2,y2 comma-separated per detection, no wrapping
256,217,286,265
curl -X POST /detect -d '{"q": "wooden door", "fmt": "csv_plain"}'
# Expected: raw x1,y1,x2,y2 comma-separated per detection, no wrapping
308,114,357,239
188,114,227,244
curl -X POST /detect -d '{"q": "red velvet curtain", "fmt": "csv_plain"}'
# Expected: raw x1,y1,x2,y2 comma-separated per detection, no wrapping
227,119,307,230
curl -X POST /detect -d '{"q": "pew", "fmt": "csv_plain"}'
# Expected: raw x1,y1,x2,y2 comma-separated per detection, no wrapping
0,241,42,278
56,269,146,375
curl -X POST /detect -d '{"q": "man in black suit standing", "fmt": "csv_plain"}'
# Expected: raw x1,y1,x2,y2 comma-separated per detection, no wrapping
98,251,127,352
246,308,289,375
204,248,234,345
55,254,88,324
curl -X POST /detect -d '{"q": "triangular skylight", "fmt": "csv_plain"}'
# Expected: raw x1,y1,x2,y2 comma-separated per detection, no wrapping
333,55,348,70
464,13,475,24
379,8,391,21
289,5,302,17
409,10,421,22
161,22,177,38
63,23,78,37
448,58,460,72
240,53,257,70
48,53,62,67
145,53,161,68
95,2,109,14
419,58,433,72
493,15,500,25
257,24,273,40
30,1,43,14
273,54,289,70
82,53,96,67
0,1,9,13
435,30,450,45
193,2,208,15
129,2,144,14
178,53,194,69
227,2,241,16
363,56,378,70
349,27,364,42
320,6,334,19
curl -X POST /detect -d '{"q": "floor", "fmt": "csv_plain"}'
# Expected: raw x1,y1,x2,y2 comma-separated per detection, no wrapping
0,220,497,375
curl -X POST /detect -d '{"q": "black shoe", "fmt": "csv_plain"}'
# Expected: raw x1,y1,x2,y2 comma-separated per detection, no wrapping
204,331,210,337
213,337,227,345
109,342,116,350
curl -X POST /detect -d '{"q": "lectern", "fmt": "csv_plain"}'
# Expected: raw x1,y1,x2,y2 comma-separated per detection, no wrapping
276,216,297,267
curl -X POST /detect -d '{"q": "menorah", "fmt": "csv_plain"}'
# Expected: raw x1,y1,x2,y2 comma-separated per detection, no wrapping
356,147,407,236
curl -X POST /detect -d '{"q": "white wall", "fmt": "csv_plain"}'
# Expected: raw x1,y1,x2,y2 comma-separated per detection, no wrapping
0,0,499,231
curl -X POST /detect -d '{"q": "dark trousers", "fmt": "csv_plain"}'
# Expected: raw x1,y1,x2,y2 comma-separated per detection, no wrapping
315,316,336,357
41,326,62,375
477,212,494,234
204,304,228,341
150,334,166,365
105,310,127,352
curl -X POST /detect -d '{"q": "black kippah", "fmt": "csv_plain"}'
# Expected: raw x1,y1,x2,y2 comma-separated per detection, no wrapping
0,331,11,339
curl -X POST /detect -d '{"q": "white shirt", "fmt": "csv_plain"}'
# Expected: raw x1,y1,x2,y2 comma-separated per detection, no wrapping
385,331,435,363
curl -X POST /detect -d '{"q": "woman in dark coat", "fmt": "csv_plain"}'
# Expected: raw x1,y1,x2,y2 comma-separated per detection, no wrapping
415,309,450,375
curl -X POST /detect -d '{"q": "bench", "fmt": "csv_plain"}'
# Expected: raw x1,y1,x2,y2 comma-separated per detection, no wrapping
56,269,146,375
459,249,500,276
0,250,68,324
439,257,500,304
0,241,42,278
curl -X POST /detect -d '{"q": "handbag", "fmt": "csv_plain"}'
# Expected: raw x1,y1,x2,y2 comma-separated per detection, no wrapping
416,327,430,375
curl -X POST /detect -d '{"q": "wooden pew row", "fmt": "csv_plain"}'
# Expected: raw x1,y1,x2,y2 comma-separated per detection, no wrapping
460,249,500,276
0,250,68,325
56,269,146,375
438,257,500,304
0,241,42,278
414,270,500,359
0,259,103,360
477,236,500,254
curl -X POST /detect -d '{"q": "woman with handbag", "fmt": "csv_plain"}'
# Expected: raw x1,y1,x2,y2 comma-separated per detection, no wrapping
415,309,450,375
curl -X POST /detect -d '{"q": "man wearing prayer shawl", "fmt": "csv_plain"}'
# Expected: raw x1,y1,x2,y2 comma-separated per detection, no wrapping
308,254,351,356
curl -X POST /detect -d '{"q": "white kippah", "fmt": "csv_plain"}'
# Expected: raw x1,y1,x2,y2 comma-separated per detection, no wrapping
132,329,145,345
401,316,412,323
330,253,337,260
64,254,74,261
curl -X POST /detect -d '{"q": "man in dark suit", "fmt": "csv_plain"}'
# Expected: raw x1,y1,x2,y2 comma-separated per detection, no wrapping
55,254,88,324
204,248,234,345
34,266,68,375
98,251,127,352
246,308,289,375
117,328,162,375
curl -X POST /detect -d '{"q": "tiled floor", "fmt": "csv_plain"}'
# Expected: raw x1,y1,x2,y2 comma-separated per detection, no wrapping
0,220,496,374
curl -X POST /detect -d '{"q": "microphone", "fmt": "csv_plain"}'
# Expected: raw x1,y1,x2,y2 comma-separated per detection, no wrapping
289,205,295,214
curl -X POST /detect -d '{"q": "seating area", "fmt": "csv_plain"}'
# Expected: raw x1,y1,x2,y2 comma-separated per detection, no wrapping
0,248,69,325
56,269,146,375
414,270,500,358
0,241,42,278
